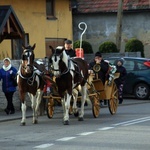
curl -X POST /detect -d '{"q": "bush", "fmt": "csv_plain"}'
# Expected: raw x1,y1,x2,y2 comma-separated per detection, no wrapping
73,40,93,54
99,41,118,53
125,38,144,57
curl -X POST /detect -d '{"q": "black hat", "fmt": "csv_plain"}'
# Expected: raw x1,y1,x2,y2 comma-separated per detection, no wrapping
95,51,102,57
65,40,72,44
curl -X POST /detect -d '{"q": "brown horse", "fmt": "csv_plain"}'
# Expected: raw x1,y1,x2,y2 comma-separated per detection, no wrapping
50,46,89,125
17,44,45,125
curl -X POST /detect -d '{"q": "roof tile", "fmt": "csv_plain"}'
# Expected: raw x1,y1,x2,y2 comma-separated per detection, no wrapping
74,0,150,13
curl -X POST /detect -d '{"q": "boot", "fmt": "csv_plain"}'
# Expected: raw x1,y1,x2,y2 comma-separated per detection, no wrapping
4,108,10,115
104,100,107,105
119,98,123,104
10,110,15,114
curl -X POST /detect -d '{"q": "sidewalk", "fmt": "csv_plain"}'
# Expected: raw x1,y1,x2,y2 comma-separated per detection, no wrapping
0,99,149,123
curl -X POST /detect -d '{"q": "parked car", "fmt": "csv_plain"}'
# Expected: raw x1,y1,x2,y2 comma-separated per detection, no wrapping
106,57,150,100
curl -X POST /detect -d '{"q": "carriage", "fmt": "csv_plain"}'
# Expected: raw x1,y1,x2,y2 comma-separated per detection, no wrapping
17,20,119,125
42,59,120,119
18,43,120,126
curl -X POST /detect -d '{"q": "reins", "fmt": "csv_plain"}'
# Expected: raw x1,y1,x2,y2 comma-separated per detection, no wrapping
18,64,36,86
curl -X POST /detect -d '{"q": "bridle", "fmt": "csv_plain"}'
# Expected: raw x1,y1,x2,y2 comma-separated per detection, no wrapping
18,48,36,85
51,52,70,76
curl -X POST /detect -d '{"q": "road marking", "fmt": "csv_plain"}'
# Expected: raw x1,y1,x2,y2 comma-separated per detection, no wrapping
112,116,150,126
98,127,114,130
33,116,150,149
56,137,76,141
77,132,95,136
34,143,54,149
122,118,150,126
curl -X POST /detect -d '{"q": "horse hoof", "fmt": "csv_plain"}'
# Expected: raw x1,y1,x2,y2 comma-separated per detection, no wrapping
20,122,26,126
78,117,84,121
74,111,79,117
33,120,38,124
63,120,69,125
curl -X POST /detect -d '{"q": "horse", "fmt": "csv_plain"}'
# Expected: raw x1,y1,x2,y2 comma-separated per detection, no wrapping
17,44,45,126
50,46,89,125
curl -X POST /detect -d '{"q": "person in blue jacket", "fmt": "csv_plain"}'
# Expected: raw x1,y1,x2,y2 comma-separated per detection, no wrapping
0,58,17,115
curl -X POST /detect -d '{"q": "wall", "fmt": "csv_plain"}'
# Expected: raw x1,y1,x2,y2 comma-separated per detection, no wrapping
0,0,72,59
73,12,150,58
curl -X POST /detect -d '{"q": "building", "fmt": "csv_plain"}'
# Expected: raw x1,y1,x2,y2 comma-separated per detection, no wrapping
0,0,72,59
72,0,150,57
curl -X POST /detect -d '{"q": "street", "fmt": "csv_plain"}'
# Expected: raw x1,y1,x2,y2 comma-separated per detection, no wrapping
0,99,150,150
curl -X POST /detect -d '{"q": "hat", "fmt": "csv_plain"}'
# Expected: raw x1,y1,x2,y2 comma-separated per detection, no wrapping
65,40,72,44
117,58,124,65
3,57,11,63
95,51,102,57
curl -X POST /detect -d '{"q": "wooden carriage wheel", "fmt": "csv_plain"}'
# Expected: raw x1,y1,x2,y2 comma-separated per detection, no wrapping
46,97,54,118
108,83,118,115
92,95,100,118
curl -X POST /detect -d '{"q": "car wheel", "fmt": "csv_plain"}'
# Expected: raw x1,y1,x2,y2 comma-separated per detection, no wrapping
134,83,150,100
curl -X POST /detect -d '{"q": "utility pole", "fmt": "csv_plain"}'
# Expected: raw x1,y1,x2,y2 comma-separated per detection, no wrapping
116,0,124,52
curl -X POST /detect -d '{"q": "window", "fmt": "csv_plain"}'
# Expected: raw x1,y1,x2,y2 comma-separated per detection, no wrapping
137,61,148,70
124,60,134,71
46,0,56,19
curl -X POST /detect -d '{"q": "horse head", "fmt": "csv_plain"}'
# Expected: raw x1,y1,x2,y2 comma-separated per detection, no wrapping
50,46,68,77
21,44,35,75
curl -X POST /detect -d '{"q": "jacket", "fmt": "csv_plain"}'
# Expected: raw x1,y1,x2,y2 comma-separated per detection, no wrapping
65,49,76,57
0,66,17,93
115,65,127,86
89,59,109,84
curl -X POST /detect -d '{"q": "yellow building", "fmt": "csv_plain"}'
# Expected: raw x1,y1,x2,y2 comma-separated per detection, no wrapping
0,0,73,59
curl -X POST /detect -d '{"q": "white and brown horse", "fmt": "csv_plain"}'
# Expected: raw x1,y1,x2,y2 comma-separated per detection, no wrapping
50,46,89,125
17,44,45,125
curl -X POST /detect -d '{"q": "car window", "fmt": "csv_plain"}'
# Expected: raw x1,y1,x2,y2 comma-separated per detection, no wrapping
108,59,115,65
124,60,134,71
136,61,148,70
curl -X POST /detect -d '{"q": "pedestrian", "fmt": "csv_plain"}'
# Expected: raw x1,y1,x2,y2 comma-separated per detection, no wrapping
64,39,76,57
88,51,109,84
115,58,127,104
88,52,109,106
0,58,18,115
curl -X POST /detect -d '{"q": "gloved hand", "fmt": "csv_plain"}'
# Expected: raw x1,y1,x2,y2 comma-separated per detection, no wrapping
107,76,113,86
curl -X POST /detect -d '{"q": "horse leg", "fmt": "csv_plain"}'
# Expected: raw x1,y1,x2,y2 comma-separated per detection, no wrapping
78,85,87,121
62,93,71,125
34,90,43,123
72,89,79,116
20,93,27,126
29,94,37,124
21,101,27,126
61,98,66,116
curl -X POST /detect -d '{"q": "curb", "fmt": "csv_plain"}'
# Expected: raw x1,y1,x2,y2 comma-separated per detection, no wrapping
0,100,149,123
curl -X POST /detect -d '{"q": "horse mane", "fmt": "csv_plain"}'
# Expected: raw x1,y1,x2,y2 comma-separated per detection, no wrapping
62,50,69,67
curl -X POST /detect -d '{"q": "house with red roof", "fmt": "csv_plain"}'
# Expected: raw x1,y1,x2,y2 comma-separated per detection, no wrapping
72,0,150,57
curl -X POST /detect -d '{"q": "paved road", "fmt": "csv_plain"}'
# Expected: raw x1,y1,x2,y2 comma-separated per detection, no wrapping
0,98,149,122
0,99,150,150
